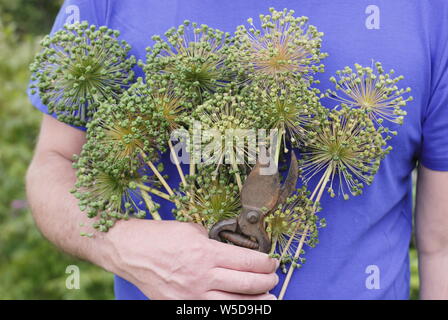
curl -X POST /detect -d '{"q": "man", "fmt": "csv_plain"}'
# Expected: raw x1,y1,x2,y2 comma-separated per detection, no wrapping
26,0,448,299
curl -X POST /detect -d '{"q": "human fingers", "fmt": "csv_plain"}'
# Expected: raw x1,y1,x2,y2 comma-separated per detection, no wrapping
208,267,279,294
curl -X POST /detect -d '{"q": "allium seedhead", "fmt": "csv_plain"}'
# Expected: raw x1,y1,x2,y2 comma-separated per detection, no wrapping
147,78,187,130
266,186,319,263
327,62,412,125
145,21,235,106
85,79,171,169
73,149,154,231
193,91,268,167
301,107,389,199
173,167,241,227
73,79,173,230
30,21,136,126
234,8,327,86
251,83,325,144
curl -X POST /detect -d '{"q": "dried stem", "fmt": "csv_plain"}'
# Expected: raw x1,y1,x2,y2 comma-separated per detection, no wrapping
270,236,278,255
140,191,163,220
168,139,188,188
278,224,309,299
278,163,333,300
230,151,243,191
189,151,196,201
141,152,175,196
137,184,172,202
274,128,285,167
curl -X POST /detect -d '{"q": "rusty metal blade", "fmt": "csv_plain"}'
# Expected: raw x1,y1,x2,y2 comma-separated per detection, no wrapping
278,151,299,205
241,161,280,213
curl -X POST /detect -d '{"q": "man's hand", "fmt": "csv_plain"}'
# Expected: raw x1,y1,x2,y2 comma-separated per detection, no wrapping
27,115,278,300
105,220,278,299
415,165,448,299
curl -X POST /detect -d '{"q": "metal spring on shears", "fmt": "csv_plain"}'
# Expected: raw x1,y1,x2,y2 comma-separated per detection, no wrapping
219,231,259,250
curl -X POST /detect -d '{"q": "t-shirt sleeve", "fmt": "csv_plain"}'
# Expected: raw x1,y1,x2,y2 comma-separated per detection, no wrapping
420,10,448,171
27,0,108,131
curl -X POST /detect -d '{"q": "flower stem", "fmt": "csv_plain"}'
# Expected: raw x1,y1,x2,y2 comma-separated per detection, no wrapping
270,236,278,255
168,139,187,188
278,224,309,300
189,152,196,201
141,152,175,196
137,184,173,202
274,128,284,167
277,164,333,300
140,191,162,220
230,151,243,191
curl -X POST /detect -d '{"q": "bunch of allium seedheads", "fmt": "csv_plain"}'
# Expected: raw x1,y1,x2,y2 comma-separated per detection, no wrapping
30,8,412,299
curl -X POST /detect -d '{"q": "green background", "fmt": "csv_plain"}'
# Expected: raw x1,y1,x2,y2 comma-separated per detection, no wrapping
0,0,419,300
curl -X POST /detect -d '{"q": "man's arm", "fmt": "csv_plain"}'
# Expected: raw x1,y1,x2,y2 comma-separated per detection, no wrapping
26,115,100,260
26,115,279,299
415,164,448,299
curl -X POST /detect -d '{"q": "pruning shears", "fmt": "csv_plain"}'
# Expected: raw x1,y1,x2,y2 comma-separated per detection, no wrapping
209,152,298,253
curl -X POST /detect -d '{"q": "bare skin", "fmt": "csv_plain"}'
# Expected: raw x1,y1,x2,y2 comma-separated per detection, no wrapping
415,165,448,299
26,115,279,300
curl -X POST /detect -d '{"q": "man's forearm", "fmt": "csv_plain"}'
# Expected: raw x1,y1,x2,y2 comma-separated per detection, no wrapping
26,150,112,269
418,250,448,299
415,165,448,300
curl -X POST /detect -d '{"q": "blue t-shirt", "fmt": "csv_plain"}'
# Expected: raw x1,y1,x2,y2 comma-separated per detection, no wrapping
29,0,448,300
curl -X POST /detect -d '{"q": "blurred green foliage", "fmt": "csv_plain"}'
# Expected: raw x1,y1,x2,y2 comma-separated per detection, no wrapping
0,1,419,300
0,2,114,300
0,0,63,37
410,247,419,300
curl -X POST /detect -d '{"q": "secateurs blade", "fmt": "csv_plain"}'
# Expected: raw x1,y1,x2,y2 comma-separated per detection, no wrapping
209,152,298,253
